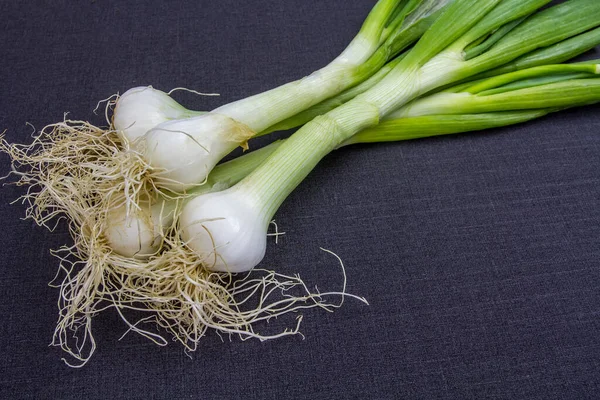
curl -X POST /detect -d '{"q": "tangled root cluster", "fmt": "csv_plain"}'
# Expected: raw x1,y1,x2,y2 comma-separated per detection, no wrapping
1,112,364,367
1,118,154,222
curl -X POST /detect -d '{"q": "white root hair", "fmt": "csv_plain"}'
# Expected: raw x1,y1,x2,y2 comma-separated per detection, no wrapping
0,105,366,367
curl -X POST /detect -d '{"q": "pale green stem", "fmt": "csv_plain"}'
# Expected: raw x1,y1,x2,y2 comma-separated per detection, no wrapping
238,100,380,222
260,54,406,135
476,26,600,79
204,141,283,191
344,110,553,144
211,0,402,133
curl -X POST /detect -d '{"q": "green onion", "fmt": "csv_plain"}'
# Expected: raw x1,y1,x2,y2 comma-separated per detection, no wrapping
113,0,453,191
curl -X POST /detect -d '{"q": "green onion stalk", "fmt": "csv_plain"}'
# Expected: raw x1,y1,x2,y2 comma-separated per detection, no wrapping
114,0,453,191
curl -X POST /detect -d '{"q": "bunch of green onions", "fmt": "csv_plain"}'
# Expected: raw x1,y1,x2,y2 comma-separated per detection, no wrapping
3,0,600,366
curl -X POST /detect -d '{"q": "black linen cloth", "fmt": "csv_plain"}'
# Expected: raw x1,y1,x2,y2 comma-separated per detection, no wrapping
1,1,599,399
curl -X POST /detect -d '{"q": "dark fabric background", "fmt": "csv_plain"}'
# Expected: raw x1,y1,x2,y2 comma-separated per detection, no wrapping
1,1,599,399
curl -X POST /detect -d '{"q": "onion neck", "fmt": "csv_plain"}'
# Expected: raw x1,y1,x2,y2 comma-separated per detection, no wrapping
235,99,381,225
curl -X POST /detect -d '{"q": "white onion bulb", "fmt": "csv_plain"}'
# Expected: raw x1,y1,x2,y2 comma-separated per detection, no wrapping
179,187,268,273
113,86,202,143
